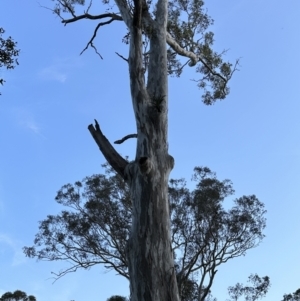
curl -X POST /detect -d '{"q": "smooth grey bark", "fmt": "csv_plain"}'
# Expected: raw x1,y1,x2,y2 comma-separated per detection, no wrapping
89,0,179,299
126,0,180,297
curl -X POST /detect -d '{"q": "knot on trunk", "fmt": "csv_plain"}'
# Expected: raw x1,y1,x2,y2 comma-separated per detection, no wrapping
138,157,152,175
168,155,175,170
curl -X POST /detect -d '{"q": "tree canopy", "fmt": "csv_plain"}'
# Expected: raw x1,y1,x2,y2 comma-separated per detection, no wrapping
106,282,300,301
107,296,128,301
282,289,300,301
47,0,238,105
0,290,36,301
24,164,266,300
227,274,270,301
0,27,19,94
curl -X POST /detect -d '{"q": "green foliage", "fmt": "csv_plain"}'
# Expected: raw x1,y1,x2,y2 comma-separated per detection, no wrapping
49,0,238,104
175,276,198,301
227,274,270,301
52,0,85,15
0,290,36,301
24,164,266,299
282,288,300,301
24,163,131,279
107,296,128,301
107,283,300,301
169,167,266,300
0,27,20,94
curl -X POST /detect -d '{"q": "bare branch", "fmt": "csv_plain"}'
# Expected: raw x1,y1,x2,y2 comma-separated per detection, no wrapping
85,0,93,14
88,119,128,178
115,52,129,63
80,17,121,57
114,134,137,144
38,2,64,20
62,13,123,24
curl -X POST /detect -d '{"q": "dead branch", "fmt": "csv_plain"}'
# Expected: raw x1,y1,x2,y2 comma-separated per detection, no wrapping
115,52,129,62
80,17,122,57
114,134,137,144
54,2,236,93
62,13,123,25
88,119,128,178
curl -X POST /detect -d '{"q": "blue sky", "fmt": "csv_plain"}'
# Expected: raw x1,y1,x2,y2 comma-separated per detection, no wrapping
0,0,300,300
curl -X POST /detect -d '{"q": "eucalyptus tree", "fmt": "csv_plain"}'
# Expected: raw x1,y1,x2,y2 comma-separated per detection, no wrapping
0,27,19,94
107,296,128,301
29,0,239,300
0,290,36,301
227,274,270,301
281,289,300,301
24,165,266,301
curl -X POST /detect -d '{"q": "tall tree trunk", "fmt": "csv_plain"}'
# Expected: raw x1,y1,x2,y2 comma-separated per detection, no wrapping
89,0,180,299
124,0,180,300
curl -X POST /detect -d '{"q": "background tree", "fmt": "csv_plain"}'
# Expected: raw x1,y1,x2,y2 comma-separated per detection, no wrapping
24,164,266,301
227,274,270,301
27,0,239,299
106,274,272,301
0,27,19,94
170,167,266,301
281,289,300,301
0,290,36,301
107,296,128,301
106,284,300,301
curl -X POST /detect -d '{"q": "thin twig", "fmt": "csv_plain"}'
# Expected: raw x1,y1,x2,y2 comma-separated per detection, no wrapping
115,52,128,62
58,0,76,18
85,0,93,14
37,2,64,20
80,19,117,57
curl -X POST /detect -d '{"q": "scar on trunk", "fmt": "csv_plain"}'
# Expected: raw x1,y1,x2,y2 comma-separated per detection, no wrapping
138,157,152,174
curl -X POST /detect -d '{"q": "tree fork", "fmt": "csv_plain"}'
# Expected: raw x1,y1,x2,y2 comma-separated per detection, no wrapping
121,0,180,299
88,119,128,178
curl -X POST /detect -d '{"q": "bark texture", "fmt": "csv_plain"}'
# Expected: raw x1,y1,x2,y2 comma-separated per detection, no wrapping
124,0,179,299
89,0,180,299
